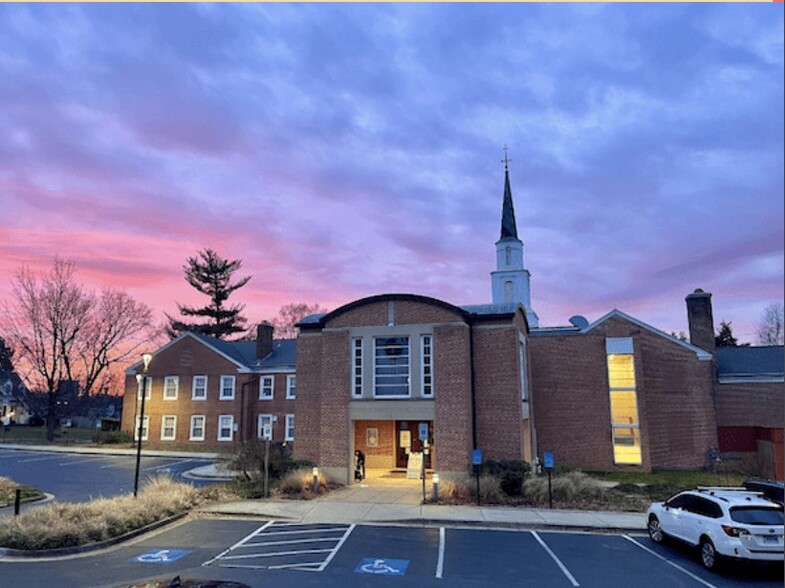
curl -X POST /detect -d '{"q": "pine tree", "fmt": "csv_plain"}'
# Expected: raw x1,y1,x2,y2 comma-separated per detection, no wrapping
166,249,252,340
714,320,738,347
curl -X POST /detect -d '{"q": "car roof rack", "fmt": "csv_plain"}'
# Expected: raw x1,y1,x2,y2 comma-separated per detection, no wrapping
697,486,749,491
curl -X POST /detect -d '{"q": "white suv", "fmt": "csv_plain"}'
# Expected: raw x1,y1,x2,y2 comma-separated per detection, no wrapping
646,487,784,571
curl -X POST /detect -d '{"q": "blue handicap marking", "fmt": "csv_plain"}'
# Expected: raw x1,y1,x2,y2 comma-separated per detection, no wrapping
132,549,191,564
355,558,409,576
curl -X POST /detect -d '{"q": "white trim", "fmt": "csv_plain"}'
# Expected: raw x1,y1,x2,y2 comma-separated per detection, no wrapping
163,376,179,401
134,415,149,441
126,331,247,373
189,415,205,441
191,375,208,400
136,377,152,401
220,375,236,400
286,375,296,399
352,337,363,398
718,375,784,384
218,415,234,441
259,375,274,400
160,415,177,441
372,336,412,399
258,413,274,440
420,334,433,397
285,414,295,441
586,309,712,361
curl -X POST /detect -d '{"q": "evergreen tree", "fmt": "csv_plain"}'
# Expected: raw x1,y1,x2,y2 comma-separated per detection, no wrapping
166,249,252,340
0,335,15,374
715,320,738,347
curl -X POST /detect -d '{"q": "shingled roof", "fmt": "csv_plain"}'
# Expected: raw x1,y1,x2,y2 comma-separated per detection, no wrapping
715,346,784,379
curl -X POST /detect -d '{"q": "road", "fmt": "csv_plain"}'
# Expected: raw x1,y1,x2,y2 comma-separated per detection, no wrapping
0,447,214,508
0,519,781,588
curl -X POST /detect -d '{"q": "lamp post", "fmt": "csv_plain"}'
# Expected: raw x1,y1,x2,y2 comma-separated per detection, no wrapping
133,353,153,498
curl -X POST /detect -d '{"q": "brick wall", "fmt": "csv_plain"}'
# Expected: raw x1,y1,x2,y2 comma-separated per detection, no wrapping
294,334,323,463
354,419,395,469
714,381,784,428
317,331,351,468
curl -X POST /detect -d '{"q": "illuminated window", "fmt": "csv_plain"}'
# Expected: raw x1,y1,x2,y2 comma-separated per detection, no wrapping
259,376,274,400
606,338,642,465
421,335,433,397
192,376,207,400
374,337,410,397
161,415,177,440
352,338,363,397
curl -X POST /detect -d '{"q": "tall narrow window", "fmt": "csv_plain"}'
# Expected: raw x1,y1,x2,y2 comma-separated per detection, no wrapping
352,338,363,397
259,376,274,400
606,337,642,465
519,341,528,401
505,246,512,266
504,280,514,303
192,376,207,400
161,415,177,440
137,377,152,400
285,414,295,441
421,335,433,397
163,376,179,400
220,376,235,400
134,415,149,441
190,415,205,441
286,375,296,399
218,415,234,441
374,337,410,397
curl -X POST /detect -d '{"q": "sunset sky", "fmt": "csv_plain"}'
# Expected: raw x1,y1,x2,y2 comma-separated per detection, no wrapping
1,3,783,343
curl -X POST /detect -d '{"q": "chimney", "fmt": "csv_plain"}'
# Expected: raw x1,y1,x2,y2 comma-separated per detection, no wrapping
685,289,715,353
256,323,274,359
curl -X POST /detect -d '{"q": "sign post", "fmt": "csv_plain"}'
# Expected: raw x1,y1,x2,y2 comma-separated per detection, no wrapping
419,423,429,503
543,451,554,509
472,449,483,507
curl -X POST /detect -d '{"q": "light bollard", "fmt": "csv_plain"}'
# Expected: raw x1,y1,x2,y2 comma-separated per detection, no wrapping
432,473,440,502
312,467,319,494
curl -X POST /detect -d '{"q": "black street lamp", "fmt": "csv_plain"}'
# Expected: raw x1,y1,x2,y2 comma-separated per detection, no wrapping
133,353,153,497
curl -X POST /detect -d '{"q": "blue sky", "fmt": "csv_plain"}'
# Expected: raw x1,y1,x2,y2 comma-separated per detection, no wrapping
1,3,782,341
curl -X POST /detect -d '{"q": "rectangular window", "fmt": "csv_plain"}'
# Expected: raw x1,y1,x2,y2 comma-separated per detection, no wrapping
286,375,296,399
352,338,363,397
259,375,274,400
519,341,528,401
192,376,207,400
258,414,274,440
137,377,152,400
285,414,295,441
421,335,433,397
220,376,235,400
163,376,179,400
161,415,177,440
134,415,149,441
374,337,410,397
607,337,642,465
218,415,234,441
190,415,205,441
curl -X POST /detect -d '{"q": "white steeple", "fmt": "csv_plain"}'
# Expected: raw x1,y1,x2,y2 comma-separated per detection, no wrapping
491,149,539,327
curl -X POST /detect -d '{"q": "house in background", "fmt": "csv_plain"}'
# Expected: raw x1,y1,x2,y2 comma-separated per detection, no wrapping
121,164,784,482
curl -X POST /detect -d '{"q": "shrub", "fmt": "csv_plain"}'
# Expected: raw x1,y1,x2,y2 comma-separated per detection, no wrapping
438,473,474,503
92,430,132,445
223,441,313,483
275,468,331,498
479,460,530,497
523,471,607,505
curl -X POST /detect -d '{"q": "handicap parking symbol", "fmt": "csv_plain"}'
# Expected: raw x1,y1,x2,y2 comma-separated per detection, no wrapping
132,549,191,563
355,558,409,576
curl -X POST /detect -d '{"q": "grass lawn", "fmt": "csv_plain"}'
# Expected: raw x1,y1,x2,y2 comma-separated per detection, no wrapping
0,477,45,505
1,425,97,444
589,469,747,488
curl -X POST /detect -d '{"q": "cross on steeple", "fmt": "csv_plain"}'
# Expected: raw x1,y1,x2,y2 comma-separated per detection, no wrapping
501,144,512,170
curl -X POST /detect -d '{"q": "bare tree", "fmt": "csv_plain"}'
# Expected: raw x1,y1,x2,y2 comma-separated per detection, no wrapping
244,302,327,340
4,259,154,439
756,302,784,346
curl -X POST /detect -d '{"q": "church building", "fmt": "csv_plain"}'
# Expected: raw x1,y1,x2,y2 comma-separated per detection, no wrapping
121,157,784,482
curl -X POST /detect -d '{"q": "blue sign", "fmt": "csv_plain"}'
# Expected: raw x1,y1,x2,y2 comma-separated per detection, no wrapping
355,558,409,576
132,549,191,564
472,449,483,465
419,422,429,441
543,451,554,469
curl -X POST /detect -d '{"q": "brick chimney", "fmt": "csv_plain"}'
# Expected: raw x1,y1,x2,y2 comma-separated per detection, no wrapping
256,323,274,359
685,289,715,354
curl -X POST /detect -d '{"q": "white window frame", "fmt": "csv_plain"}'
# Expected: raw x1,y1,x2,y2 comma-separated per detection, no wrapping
259,375,274,400
258,413,274,440
163,376,179,401
352,338,364,397
134,415,149,441
606,337,642,466
286,375,296,399
190,415,205,441
137,376,152,400
285,414,295,441
160,415,177,441
217,415,234,441
191,375,208,400
220,375,235,400
421,335,433,397
373,336,411,398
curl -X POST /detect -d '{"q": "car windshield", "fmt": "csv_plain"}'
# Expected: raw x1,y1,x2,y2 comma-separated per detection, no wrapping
729,507,784,525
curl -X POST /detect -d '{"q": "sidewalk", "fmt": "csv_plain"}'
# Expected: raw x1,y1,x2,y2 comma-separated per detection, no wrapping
200,483,648,534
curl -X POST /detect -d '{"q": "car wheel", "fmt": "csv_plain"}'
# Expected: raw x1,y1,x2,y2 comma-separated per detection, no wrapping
700,537,720,571
648,515,665,544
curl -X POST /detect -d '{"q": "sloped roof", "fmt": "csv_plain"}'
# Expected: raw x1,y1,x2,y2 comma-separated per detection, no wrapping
715,346,784,377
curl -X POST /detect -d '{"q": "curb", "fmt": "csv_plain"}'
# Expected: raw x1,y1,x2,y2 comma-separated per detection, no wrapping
0,512,188,559
0,443,219,460
392,518,647,534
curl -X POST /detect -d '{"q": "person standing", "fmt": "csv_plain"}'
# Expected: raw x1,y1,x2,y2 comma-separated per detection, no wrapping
355,449,366,481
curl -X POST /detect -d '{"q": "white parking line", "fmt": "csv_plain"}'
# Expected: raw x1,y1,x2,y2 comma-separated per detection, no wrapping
220,548,333,561
141,459,192,472
622,535,718,588
436,526,445,579
59,457,109,466
531,531,580,587
18,455,60,463
316,523,355,572
202,521,274,567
